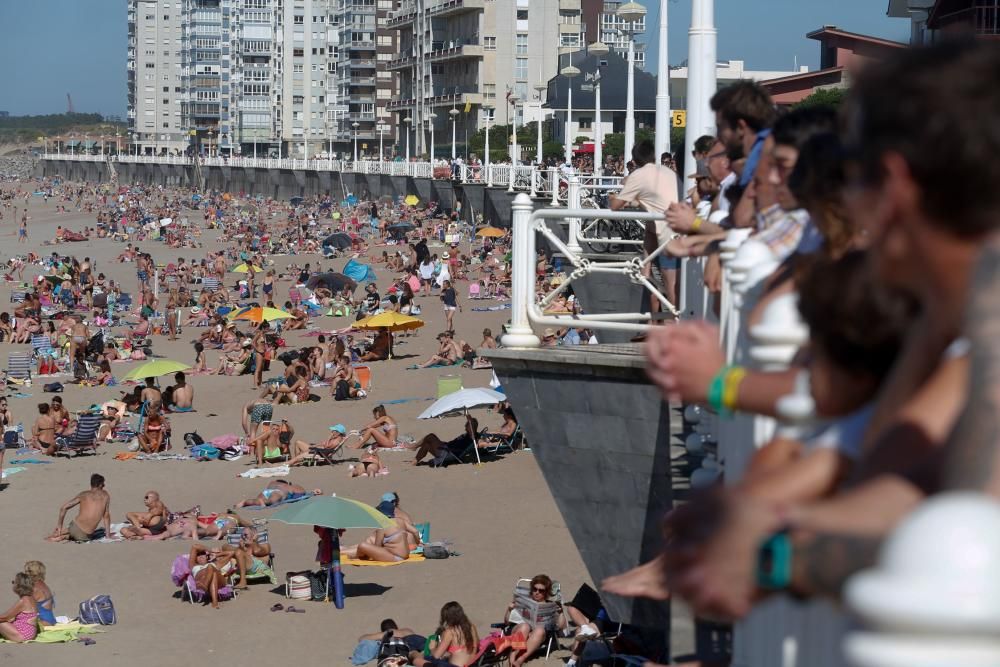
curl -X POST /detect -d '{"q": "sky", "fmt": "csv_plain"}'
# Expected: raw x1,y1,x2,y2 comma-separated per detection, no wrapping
0,0,910,118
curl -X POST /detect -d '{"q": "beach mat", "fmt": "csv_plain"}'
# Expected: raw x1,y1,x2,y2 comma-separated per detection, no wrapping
341,553,425,567
0,621,102,643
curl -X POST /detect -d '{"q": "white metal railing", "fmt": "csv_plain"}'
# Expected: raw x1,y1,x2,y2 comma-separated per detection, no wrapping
40,153,625,197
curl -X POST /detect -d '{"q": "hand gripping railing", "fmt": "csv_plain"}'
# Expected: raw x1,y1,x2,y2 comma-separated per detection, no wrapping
502,193,679,347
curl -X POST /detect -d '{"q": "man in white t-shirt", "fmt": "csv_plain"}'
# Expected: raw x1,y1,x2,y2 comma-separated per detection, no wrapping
609,141,680,311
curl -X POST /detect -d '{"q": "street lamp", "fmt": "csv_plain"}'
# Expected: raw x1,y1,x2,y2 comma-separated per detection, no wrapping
208,129,215,158
588,41,610,175
449,107,459,160
352,122,360,162
533,83,546,165
427,113,437,162
617,1,646,162
482,102,494,185
508,97,520,192
561,63,580,165
404,116,412,162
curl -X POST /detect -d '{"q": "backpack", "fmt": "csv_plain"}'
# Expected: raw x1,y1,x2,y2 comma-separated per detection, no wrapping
184,432,205,448
79,594,117,625
422,543,449,559
378,632,410,661
334,379,351,401
43,382,64,393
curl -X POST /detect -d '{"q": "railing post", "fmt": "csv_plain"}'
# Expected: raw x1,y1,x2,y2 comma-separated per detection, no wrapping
502,193,541,348
529,168,538,198
549,167,560,207
486,164,494,188
566,176,582,254
461,163,468,184
507,162,516,193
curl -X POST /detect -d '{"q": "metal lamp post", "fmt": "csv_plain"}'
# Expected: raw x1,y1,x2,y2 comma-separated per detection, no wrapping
508,96,519,193
684,0,717,180
483,103,494,186
449,107,459,160
428,112,437,162
588,41,609,175
655,0,671,158
404,116,412,162
617,1,646,162
352,122,360,162
378,121,387,161
533,82,546,165
561,63,580,164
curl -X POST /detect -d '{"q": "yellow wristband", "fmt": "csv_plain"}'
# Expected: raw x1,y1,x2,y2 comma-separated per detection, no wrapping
722,366,747,412
691,216,703,232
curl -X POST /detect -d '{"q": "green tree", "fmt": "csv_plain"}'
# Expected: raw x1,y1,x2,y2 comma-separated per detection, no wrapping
604,133,624,158
543,141,564,160
794,87,847,111
670,127,686,157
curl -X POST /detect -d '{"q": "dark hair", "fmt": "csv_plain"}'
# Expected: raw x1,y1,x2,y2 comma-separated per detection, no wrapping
771,107,838,151
710,81,775,133
194,342,204,353
797,250,916,379
439,602,476,652
530,574,553,597
380,618,398,632
631,141,655,168
91,473,105,488
788,133,856,257
38,403,49,414
174,371,185,382
693,134,717,155
845,40,1000,237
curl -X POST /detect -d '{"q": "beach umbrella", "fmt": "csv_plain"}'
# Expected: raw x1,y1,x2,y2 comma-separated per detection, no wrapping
387,222,414,232
345,194,358,206
122,359,191,381
272,495,395,609
475,226,505,238
231,263,263,273
306,272,357,293
290,196,304,206
354,311,424,332
418,387,506,464
232,306,295,324
404,194,419,206
323,232,353,250
271,495,395,531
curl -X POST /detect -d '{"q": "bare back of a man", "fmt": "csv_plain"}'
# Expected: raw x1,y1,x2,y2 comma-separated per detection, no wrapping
49,475,111,543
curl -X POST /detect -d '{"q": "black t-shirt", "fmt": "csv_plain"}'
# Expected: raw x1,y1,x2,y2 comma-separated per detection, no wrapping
441,287,457,308
298,269,310,283
366,291,380,310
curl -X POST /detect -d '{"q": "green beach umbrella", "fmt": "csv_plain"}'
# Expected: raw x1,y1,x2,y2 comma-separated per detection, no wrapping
122,359,191,381
270,495,395,531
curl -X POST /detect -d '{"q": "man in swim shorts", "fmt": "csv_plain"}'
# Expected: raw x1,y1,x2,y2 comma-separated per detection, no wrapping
121,490,169,539
48,473,111,542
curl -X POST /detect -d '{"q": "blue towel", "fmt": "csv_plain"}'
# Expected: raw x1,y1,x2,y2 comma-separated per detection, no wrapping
10,459,51,465
243,493,312,510
381,397,433,405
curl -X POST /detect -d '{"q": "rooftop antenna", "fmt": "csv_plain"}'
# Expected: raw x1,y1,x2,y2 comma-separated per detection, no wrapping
67,93,75,114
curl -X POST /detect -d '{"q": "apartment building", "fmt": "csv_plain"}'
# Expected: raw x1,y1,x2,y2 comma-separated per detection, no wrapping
128,0,398,159
386,0,585,157
585,0,646,70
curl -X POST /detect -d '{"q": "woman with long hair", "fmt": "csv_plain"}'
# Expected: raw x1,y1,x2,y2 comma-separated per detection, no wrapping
410,601,479,667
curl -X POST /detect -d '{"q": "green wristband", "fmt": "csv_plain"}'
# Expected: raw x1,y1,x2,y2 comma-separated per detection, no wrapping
756,531,793,591
707,366,729,414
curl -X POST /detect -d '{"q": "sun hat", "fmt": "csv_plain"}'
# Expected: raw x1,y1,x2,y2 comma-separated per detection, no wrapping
191,306,201,314
442,252,450,259
242,339,251,347
543,328,557,338
381,492,396,503
329,423,347,434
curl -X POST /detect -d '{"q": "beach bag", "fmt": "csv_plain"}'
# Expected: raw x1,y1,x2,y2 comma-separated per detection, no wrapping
79,594,117,625
184,432,205,448
410,304,421,316
3,430,19,447
422,543,449,559
334,379,352,401
286,574,312,600
309,570,328,601
378,633,411,661
43,382,64,393
191,444,220,460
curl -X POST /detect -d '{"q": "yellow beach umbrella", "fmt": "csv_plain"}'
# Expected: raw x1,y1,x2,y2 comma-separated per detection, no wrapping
475,226,505,238
354,311,424,332
232,306,295,324
232,263,263,273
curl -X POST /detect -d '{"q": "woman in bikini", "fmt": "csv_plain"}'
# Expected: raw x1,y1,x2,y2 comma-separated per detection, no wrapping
139,408,165,453
261,366,310,405
348,405,398,449
341,521,411,563
24,561,55,628
32,403,57,456
409,602,479,667
187,543,248,608
235,480,321,508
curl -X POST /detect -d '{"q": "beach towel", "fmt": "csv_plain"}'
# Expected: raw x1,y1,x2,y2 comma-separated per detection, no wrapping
10,458,51,464
239,465,290,479
340,553,425,567
470,304,512,312
1,466,25,479
0,621,102,644
380,397,434,405
243,492,312,510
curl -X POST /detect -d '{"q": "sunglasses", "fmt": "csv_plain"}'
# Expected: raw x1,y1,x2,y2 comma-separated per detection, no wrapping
532,586,547,593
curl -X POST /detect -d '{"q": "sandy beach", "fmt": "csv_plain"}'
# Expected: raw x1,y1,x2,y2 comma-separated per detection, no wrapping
0,181,590,666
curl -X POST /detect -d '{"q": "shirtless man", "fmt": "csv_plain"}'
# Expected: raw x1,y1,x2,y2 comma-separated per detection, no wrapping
414,332,461,369
121,490,169,539
50,396,73,438
140,377,162,412
163,371,194,411
47,474,112,543
242,398,274,441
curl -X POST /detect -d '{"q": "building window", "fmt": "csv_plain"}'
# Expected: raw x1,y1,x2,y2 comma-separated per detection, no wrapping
484,36,496,50
293,48,304,57
578,117,592,129
516,9,528,20
515,34,528,55
514,58,527,80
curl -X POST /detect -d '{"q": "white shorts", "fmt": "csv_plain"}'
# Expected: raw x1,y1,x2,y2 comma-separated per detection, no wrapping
444,306,457,312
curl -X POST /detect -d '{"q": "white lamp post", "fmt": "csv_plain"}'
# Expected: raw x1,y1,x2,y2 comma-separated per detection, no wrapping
533,82,546,165
588,41,609,175
352,122,360,162
508,96,519,192
428,112,437,162
378,121,387,161
655,0,671,158
684,0,717,180
617,1,646,162
561,63,580,164
483,103,494,185
449,107,459,160
404,116,412,161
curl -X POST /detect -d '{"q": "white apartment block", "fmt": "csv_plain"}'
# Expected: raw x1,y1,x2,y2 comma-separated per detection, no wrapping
386,0,586,157
598,0,645,70
127,0,398,159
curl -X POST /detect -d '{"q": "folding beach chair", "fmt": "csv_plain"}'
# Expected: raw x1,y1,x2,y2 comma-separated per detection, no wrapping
225,526,277,583
5,352,31,384
305,440,347,467
10,289,26,304
54,412,101,457
30,333,54,359
171,554,237,605
488,425,523,455
353,364,373,392
503,578,564,660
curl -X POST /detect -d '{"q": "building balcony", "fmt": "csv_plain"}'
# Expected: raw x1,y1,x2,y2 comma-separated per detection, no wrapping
348,58,377,69
347,39,376,50
427,42,483,63
386,8,417,28
386,54,416,70
386,87,482,111
427,0,484,19
559,0,582,10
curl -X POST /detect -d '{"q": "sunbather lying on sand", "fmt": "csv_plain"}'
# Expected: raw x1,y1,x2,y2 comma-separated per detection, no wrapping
235,480,321,508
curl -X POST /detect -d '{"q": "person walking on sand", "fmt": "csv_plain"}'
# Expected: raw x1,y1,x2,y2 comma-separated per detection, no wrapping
440,279,461,332
47,473,112,543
